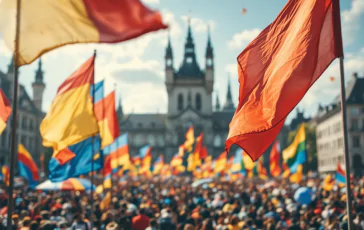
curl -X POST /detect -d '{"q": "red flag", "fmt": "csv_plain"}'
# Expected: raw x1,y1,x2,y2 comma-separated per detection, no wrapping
226,0,343,160
269,141,281,177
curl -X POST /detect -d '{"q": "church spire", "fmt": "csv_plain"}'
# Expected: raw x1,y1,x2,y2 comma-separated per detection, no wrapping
215,93,221,111
117,94,124,120
223,74,235,111
205,25,213,60
165,29,173,70
35,58,44,83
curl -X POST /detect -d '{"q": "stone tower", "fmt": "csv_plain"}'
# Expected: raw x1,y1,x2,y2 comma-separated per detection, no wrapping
32,58,45,111
164,20,215,159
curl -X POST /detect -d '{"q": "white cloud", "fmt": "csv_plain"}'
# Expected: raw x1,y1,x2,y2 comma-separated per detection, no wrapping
341,0,364,45
227,28,261,50
141,0,160,5
225,63,238,78
181,16,216,33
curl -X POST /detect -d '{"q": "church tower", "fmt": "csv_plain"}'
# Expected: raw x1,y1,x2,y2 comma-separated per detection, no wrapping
223,75,235,112
32,59,45,111
205,26,214,94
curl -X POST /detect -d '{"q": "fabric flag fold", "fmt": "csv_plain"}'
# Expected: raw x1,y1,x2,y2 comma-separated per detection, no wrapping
103,133,130,168
48,135,102,182
283,124,306,174
183,126,195,152
40,56,99,153
226,0,343,161
0,89,11,134
0,0,168,66
336,163,346,186
269,141,281,177
1,165,10,186
153,155,164,175
94,91,120,148
18,144,40,188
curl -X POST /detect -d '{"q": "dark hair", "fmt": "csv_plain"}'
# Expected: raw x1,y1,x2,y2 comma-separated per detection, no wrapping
150,218,157,226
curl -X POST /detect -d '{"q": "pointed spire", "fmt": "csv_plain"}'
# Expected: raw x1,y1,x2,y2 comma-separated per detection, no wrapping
165,29,173,58
207,25,212,48
117,94,124,120
35,58,44,83
215,93,221,111
223,74,235,111
8,54,14,73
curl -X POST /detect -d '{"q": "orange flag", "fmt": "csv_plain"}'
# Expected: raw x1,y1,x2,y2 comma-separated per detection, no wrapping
269,141,281,177
0,89,11,134
226,0,343,160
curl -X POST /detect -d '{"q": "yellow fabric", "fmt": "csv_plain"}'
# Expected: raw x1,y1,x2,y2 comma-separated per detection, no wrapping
103,178,112,189
41,84,99,154
289,164,303,183
184,127,195,152
119,154,130,167
0,0,98,66
98,119,114,148
323,174,334,191
0,120,6,134
100,192,112,211
243,153,255,170
95,185,103,194
214,157,227,174
70,178,85,191
283,124,305,160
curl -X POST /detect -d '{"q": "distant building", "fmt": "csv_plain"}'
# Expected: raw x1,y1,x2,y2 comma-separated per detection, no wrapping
316,73,364,175
289,108,311,131
119,22,289,162
0,57,45,167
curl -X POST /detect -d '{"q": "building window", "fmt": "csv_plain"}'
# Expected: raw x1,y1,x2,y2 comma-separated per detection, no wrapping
137,123,143,128
351,108,359,116
353,136,360,148
186,57,192,63
157,135,164,147
195,93,202,111
178,94,184,111
21,135,27,146
22,117,27,130
135,134,143,146
28,119,34,131
214,135,222,147
352,119,359,131
147,134,155,146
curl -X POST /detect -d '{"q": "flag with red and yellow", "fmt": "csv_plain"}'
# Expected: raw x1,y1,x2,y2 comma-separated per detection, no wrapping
0,0,167,66
0,89,11,134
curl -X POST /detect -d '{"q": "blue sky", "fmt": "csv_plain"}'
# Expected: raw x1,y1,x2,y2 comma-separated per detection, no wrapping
0,0,363,123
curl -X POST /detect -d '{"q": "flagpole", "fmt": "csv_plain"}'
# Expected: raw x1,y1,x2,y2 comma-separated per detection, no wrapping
339,57,354,229
90,49,97,229
7,0,21,229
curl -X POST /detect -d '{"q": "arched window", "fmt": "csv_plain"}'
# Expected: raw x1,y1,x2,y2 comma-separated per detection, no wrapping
214,135,222,147
157,135,164,147
178,94,184,111
148,134,156,146
135,134,143,146
196,93,202,111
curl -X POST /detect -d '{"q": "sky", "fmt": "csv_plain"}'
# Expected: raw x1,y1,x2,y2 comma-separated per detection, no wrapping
0,0,363,124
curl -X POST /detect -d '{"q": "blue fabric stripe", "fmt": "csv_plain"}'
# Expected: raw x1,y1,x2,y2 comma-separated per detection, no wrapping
140,145,150,158
336,173,346,184
18,162,38,188
90,80,104,103
288,150,306,173
103,133,128,155
49,136,102,182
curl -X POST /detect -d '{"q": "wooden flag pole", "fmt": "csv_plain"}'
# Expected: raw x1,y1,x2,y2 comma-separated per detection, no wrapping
7,0,21,229
339,57,354,230
90,50,97,230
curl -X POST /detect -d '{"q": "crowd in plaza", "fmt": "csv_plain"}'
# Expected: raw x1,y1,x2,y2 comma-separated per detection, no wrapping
0,176,364,230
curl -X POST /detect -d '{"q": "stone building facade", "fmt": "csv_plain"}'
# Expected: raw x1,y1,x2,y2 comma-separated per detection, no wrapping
316,73,364,175
0,57,45,167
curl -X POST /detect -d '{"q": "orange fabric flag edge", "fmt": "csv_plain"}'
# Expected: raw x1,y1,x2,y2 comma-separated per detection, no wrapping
225,0,343,161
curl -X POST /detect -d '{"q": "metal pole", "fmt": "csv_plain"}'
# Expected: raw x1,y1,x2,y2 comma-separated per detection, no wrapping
339,57,354,230
90,50,97,230
7,0,21,229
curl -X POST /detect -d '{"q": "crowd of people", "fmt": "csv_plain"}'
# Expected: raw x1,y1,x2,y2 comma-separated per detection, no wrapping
1,176,364,230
